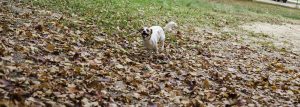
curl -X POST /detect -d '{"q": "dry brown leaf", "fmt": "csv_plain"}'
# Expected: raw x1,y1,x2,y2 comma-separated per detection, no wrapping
45,44,55,52
203,79,210,89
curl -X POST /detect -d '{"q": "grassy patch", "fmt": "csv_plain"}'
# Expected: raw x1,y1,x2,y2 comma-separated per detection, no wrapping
258,41,276,49
216,0,300,19
249,32,271,38
25,0,300,36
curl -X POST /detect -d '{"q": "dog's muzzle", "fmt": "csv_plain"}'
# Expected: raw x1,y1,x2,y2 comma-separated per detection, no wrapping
142,30,148,35
142,33,149,39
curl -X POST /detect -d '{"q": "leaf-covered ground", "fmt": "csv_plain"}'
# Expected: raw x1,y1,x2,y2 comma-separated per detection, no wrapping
0,1,299,107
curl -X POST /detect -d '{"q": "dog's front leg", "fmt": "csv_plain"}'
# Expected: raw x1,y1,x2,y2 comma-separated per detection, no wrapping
161,41,165,51
146,48,152,57
154,45,159,54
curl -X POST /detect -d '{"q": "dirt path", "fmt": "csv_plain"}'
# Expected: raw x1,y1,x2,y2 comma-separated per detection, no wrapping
241,22,300,53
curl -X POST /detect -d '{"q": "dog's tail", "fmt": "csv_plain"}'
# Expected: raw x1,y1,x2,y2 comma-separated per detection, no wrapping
163,21,177,32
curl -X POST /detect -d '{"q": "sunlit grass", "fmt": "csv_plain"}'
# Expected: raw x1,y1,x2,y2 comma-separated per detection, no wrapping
25,0,300,35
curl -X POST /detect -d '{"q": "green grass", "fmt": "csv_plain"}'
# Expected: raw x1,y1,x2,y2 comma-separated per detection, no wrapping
25,0,300,35
218,0,300,19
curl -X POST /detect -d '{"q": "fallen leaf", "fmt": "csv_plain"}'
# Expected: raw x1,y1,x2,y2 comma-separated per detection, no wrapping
203,79,210,89
45,44,55,52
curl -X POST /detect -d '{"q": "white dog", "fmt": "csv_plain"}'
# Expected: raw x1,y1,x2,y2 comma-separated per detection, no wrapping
140,21,177,53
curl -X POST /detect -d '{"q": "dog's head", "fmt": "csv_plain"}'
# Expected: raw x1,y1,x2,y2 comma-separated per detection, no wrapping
139,27,152,40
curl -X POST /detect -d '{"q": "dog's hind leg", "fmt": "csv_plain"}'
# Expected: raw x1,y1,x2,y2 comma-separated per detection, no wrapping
160,32,166,52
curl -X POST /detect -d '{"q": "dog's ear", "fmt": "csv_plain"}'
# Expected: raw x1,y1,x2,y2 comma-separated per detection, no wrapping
149,29,153,34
